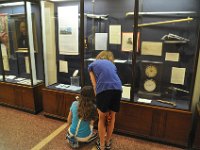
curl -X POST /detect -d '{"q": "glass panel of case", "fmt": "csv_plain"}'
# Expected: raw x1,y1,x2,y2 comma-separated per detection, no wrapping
84,0,135,100
0,1,44,86
134,0,200,110
41,0,81,92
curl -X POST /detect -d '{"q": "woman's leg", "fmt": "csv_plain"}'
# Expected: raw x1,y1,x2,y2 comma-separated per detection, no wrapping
105,111,116,144
97,109,106,148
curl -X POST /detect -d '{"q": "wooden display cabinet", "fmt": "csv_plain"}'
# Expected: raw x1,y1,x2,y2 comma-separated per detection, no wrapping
192,104,200,149
42,88,80,120
115,102,192,147
0,82,44,114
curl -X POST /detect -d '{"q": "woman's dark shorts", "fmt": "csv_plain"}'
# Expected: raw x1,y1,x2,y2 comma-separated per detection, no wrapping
96,90,122,113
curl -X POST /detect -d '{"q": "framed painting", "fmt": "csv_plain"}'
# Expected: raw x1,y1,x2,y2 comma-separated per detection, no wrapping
10,14,38,53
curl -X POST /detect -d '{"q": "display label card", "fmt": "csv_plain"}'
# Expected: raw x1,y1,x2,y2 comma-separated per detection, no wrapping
138,98,152,103
109,25,121,44
95,33,108,50
165,52,179,62
25,56,30,74
141,41,162,56
122,86,131,99
59,60,68,73
170,67,186,85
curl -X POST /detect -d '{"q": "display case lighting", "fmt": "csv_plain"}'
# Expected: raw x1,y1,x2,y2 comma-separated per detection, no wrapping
0,2,24,7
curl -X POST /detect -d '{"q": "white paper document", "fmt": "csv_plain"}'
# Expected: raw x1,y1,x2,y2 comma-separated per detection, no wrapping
170,67,186,85
109,25,121,44
59,60,68,73
141,41,162,56
1,44,10,71
138,98,152,103
95,33,108,50
122,86,131,99
165,52,179,62
25,56,30,74
55,84,70,89
5,75,16,80
58,6,79,55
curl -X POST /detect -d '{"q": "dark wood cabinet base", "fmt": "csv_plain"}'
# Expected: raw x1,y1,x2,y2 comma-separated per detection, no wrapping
41,89,192,147
192,104,200,149
115,102,192,147
42,88,80,120
0,82,44,114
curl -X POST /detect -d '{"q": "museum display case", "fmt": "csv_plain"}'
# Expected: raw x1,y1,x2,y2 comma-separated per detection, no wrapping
41,0,82,120
134,0,200,111
40,0,199,147
0,0,44,113
83,0,134,101
82,0,200,147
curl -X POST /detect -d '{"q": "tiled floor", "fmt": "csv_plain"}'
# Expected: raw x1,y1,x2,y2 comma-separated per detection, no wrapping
0,105,183,150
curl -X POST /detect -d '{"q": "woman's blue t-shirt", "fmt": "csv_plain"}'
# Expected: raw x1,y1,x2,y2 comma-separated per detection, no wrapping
88,59,122,94
69,101,91,137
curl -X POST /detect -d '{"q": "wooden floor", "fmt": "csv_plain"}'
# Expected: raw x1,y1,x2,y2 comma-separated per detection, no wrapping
0,105,183,150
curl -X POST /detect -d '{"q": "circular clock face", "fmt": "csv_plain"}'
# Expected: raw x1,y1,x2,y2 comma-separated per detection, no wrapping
144,79,156,92
145,65,158,78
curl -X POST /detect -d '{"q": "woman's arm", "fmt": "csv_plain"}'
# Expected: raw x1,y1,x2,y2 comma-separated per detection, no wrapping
89,71,97,95
66,111,72,130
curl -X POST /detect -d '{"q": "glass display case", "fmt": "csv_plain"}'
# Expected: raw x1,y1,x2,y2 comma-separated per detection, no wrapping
0,1,44,113
41,0,81,93
83,0,135,101
133,0,200,110
83,0,200,109
40,0,200,145
41,0,82,120
0,1,44,86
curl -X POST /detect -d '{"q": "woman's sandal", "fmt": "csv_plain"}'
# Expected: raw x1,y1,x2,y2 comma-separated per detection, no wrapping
96,139,112,150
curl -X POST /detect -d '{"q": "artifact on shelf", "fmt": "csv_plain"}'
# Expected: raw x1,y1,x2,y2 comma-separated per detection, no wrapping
137,17,193,27
156,99,176,107
161,33,190,43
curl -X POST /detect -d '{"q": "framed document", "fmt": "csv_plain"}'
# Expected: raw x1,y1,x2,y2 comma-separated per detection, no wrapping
121,32,140,52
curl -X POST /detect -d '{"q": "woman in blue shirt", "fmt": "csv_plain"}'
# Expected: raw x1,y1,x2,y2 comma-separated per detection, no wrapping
66,86,97,143
88,51,122,150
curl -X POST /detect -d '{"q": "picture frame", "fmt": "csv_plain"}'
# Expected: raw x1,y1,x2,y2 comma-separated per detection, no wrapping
121,32,140,53
10,14,38,53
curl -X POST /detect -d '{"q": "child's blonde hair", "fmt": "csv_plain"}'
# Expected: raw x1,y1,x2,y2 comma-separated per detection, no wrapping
96,50,114,63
